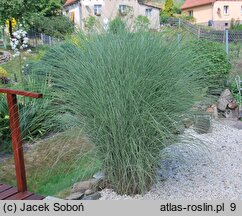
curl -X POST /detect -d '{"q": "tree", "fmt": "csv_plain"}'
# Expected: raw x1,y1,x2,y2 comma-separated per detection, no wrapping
0,0,33,35
0,0,63,36
163,0,174,17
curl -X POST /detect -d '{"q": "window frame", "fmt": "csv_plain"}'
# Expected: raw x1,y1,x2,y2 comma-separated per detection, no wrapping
119,5,127,14
94,4,102,16
145,8,152,17
188,10,193,17
223,5,229,15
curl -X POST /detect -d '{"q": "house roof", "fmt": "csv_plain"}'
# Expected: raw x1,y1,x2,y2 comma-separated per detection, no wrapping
143,1,163,9
181,0,215,10
64,0,78,7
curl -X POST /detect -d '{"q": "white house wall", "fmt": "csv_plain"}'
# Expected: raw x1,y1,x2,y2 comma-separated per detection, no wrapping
64,2,82,27
66,0,161,30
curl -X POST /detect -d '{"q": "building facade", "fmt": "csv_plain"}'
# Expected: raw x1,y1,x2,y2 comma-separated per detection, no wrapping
63,0,161,30
181,0,242,30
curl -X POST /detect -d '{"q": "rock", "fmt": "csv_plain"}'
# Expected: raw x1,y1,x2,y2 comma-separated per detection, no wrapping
206,104,218,119
65,193,84,200
220,89,233,101
182,118,193,128
194,114,212,134
84,189,95,196
217,89,233,111
218,98,229,111
93,171,105,180
82,192,101,200
223,108,239,119
228,101,238,110
71,178,99,193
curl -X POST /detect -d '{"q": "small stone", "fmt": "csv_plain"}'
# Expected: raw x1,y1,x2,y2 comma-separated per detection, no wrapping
65,193,84,200
82,192,101,200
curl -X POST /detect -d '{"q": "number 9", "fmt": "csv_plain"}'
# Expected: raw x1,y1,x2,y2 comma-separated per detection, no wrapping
230,203,236,211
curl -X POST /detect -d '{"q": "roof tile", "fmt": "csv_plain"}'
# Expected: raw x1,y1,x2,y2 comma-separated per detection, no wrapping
64,0,78,7
181,0,215,10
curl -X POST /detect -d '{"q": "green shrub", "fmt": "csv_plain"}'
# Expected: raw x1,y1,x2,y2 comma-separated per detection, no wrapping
84,16,96,32
109,17,126,34
160,13,170,24
230,18,242,30
35,31,209,195
31,15,74,38
135,15,150,31
190,40,231,90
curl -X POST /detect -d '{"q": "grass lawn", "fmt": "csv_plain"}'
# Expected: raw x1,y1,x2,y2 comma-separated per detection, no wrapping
0,129,101,198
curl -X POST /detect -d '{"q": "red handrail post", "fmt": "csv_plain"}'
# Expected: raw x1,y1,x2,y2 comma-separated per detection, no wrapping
0,88,43,192
6,93,27,192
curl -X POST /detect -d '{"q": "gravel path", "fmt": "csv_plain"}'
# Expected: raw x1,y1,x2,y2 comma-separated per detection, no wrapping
100,119,242,200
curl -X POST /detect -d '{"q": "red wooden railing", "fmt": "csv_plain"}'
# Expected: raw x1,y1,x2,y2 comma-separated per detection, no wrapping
0,88,43,192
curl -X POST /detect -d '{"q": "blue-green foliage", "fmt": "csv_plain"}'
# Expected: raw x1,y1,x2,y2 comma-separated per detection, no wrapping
33,31,211,195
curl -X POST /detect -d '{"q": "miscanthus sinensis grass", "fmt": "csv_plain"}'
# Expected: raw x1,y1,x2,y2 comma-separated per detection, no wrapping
34,31,210,195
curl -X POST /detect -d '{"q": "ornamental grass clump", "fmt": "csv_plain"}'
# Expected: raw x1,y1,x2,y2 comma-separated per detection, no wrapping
35,31,209,195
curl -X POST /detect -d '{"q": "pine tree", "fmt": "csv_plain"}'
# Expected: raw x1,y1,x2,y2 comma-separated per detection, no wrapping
164,0,174,16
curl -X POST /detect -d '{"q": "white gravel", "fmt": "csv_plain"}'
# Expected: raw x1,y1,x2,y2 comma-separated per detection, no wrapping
100,119,242,200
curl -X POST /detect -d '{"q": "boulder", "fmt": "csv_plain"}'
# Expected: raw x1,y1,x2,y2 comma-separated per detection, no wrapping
71,178,99,193
194,114,212,134
65,192,84,200
223,108,239,119
220,89,233,101
82,192,101,200
218,98,229,111
217,89,233,111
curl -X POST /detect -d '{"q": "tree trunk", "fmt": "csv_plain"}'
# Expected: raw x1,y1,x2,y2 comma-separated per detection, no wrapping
9,20,13,37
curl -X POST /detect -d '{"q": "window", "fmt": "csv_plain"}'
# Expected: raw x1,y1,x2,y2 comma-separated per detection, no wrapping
119,5,127,14
224,5,229,15
70,12,75,22
225,22,228,27
145,8,152,17
188,10,193,17
94,4,102,16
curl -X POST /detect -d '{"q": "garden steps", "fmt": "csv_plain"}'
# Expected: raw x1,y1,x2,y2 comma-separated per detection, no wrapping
0,184,45,200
